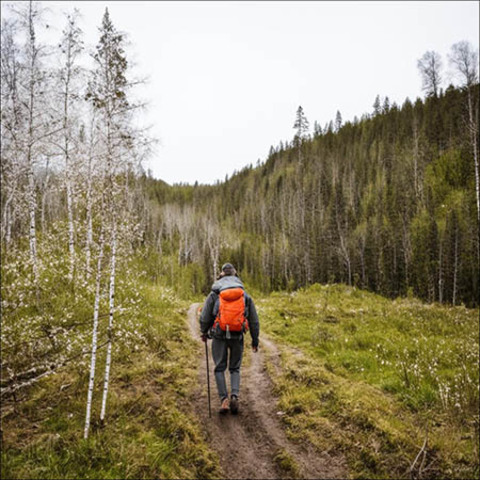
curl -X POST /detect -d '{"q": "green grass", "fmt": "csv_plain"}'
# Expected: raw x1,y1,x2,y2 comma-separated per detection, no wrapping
273,448,300,478
1,283,221,480
258,283,479,479
3,259,478,480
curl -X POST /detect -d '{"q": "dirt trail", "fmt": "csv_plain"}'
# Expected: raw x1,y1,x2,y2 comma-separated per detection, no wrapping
187,303,346,480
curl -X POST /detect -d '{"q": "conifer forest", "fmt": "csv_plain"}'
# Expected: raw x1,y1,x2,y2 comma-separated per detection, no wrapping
1,2,479,479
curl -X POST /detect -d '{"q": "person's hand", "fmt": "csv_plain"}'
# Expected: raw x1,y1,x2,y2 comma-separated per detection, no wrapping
201,334,208,343
252,345,258,353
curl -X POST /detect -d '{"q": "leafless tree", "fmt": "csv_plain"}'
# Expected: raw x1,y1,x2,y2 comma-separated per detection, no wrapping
57,10,84,281
417,50,443,97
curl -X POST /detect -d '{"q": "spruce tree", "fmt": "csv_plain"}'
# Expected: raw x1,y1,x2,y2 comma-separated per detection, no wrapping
335,110,342,132
373,95,381,115
293,105,309,142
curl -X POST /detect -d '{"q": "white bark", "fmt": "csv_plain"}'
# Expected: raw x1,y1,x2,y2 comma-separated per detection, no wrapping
85,190,93,279
84,229,105,439
452,226,458,305
26,0,39,288
59,11,82,281
63,52,75,281
27,161,38,286
85,117,95,279
40,157,50,235
66,171,75,280
2,186,16,245
100,225,117,421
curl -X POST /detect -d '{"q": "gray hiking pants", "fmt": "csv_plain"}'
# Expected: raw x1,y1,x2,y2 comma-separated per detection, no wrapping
211,336,244,400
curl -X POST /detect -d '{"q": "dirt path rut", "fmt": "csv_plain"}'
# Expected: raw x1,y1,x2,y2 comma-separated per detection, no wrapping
187,303,346,479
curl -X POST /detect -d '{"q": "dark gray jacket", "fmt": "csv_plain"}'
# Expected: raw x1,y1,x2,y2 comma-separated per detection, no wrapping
199,275,260,348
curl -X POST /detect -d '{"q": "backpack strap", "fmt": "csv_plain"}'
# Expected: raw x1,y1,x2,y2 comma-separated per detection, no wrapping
242,292,249,332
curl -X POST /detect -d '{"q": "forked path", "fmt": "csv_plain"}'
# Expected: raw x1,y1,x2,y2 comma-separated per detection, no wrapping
187,303,346,479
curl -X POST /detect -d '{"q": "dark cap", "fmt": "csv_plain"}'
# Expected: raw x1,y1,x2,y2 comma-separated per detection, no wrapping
221,263,235,272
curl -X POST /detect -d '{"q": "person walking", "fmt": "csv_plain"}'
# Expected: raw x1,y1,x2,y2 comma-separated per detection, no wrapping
200,263,260,414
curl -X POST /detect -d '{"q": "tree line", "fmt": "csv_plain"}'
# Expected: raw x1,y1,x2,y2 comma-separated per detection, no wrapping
143,42,479,307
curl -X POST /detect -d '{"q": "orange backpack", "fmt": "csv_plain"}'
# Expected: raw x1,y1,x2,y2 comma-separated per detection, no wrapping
214,287,249,333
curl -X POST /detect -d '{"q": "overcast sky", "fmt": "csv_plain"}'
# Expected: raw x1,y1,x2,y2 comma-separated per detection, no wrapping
3,1,479,185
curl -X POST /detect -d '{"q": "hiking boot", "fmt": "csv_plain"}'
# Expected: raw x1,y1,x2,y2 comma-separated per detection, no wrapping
219,396,229,414
230,395,239,415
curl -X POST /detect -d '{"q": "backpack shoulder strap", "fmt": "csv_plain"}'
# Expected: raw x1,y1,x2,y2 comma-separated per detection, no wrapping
243,292,249,318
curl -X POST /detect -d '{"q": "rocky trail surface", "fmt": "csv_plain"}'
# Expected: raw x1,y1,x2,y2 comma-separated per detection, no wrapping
187,303,346,479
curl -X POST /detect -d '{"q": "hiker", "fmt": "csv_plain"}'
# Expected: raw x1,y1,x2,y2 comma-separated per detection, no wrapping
200,263,260,414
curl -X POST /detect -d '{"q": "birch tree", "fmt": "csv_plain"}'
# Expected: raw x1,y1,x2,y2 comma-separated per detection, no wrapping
22,1,44,288
86,8,134,425
83,109,98,279
84,226,105,439
57,10,84,281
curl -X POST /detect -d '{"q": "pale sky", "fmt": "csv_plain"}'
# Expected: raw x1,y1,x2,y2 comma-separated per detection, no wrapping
2,1,479,185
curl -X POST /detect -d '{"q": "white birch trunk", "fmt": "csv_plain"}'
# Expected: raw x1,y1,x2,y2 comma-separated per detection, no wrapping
63,40,75,281
2,190,15,246
66,173,75,280
84,108,97,280
41,157,50,235
85,154,94,279
84,229,105,439
26,0,38,289
452,227,458,305
100,225,117,421
27,161,39,287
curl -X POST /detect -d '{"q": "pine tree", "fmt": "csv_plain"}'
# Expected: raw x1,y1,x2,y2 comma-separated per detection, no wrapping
335,110,342,132
383,96,390,113
293,105,309,142
373,95,381,115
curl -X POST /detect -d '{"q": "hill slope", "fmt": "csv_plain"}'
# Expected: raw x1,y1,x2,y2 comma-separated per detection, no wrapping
144,84,480,306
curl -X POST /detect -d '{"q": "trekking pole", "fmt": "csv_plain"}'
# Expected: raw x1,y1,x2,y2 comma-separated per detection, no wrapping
205,339,212,418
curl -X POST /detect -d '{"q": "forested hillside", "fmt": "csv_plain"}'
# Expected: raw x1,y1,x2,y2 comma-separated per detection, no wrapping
143,83,480,306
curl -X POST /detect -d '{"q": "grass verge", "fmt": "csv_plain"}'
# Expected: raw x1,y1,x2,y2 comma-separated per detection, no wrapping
259,283,479,479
